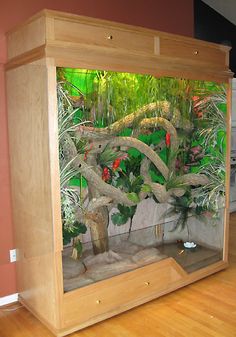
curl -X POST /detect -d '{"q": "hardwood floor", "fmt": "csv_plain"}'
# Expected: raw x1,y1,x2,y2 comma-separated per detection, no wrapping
1,214,236,337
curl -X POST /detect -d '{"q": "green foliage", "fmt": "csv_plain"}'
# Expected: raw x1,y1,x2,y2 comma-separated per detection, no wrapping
97,145,126,168
111,174,143,227
141,184,152,193
193,150,225,213
111,205,137,226
195,96,226,151
167,193,193,231
58,82,89,245
58,68,227,238
58,68,97,95
164,192,208,233
111,212,128,226
127,192,140,203
165,172,189,192
63,222,87,245
74,240,83,256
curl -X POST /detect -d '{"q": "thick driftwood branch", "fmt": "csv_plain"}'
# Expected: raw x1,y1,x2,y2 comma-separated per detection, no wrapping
139,117,178,152
140,157,209,203
140,157,169,202
106,101,170,134
75,102,172,139
87,197,113,212
85,155,110,254
177,173,209,186
61,133,135,207
73,155,135,207
61,132,78,159
90,137,169,180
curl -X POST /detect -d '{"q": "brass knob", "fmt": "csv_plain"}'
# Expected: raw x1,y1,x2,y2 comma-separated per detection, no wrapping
193,50,199,55
96,300,101,304
144,281,150,286
107,35,113,40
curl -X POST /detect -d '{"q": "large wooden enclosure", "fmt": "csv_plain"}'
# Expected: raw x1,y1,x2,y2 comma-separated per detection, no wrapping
6,10,233,337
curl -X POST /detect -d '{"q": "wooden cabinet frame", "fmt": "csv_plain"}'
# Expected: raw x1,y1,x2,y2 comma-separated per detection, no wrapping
6,9,233,336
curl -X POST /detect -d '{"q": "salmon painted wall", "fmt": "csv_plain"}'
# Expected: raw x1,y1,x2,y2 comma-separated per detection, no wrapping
0,0,193,297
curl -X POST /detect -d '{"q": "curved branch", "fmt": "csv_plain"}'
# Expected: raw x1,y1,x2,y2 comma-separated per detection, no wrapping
61,132,78,160
140,157,169,202
75,102,172,139
73,155,135,207
87,197,113,212
140,157,209,203
90,137,169,179
177,173,209,186
106,101,170,134
139,117,178,152
61,132,135,207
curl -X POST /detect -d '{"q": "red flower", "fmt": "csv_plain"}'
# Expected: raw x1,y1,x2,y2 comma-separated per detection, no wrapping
112,158,121,171
165,133,171,148
192,96,199,102
102,167,110,181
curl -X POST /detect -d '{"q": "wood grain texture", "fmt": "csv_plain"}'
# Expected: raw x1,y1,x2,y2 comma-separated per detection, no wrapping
45,41,232,83
7,16,46,60
159,36,227,67
62,258,185,328
6,10,234,80
0,215,235,337
6,59,63,328
54,18,154,55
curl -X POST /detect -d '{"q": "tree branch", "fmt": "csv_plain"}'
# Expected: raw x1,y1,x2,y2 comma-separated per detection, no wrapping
73,155,136,206
90,137,169,180
75,101,173,139
87,197,113,212
139,117,178,152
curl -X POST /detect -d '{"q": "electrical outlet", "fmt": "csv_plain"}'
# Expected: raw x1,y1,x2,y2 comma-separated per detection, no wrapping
9,249,17,263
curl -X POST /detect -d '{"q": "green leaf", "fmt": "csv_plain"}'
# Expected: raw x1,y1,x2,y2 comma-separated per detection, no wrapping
129,205,137,217
68,177,87,188
76,223,87,234
63,231,73,245
63,222,87,245
138,134,151,145
149,167,165,184
98,144,125,167
111,212,129,225
117,204,137,219
117,204,131,217
74,240,83,255
141,184,152,193
127,192,140,203
131,176,144,193
128,148,141,158
116,176,131,190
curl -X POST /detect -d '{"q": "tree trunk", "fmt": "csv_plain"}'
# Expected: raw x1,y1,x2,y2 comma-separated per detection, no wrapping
87,154,109,255
89,206,109,255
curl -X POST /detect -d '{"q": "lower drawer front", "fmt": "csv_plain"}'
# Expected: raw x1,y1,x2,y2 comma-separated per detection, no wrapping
62,258,184,328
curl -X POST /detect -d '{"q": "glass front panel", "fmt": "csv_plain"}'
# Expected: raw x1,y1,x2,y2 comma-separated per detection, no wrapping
57,68,227,292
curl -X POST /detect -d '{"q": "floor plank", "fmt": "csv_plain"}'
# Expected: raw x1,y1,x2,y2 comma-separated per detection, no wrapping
1,214,236,337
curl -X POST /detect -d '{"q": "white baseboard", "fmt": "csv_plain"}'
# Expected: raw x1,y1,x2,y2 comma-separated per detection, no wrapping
0,293,19,306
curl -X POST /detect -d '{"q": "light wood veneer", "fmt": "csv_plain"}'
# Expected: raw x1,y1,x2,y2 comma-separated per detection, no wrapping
5,9,233,336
